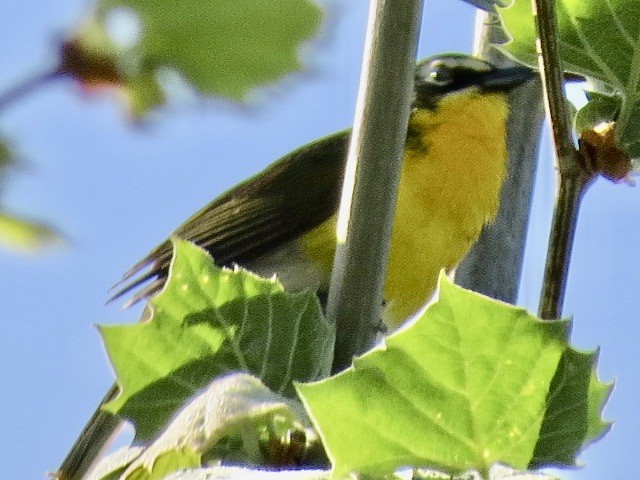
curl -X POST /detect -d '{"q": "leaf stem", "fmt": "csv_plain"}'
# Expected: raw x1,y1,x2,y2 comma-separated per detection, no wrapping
532,0,596,319
328,0,424,373
0,68,62,112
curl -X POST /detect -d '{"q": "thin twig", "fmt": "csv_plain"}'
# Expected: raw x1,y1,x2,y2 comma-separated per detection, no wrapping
0,68,62,112
533,0,596,319
329,0,424,373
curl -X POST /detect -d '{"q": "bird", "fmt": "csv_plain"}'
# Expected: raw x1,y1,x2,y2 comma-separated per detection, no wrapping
55,53,535,480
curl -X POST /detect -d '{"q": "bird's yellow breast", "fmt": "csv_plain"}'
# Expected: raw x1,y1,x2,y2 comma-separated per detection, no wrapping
302,89,510,328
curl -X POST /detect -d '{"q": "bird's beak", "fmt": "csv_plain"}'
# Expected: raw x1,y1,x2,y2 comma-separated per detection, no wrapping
478,65,537,92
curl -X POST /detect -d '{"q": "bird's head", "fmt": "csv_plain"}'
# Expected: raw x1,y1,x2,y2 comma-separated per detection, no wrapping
412,53,536,109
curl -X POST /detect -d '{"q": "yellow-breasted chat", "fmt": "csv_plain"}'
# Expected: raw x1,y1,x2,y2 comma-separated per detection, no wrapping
56,53,535,480
114,53,534,327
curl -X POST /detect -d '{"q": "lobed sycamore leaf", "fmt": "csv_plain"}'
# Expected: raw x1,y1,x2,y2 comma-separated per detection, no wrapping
497,0,640,157
99,238,334,442
297,275,609,478
62,0,322,115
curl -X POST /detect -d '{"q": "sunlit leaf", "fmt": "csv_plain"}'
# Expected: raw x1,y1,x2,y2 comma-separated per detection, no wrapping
298,276,572,477
99,239,334,441
498,0,640,156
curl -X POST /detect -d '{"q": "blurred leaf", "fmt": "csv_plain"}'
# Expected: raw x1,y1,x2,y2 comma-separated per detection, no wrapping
0,140,12,178
0,139,63,252
0,211,61,251
0,138,18,194
62,0,323,115
297,275,571,478
99,239,334,441
60,20,165,116
498,0,640,156
59,24,123,89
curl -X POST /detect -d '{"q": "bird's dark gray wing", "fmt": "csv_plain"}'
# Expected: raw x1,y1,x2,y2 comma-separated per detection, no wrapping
111,130,350,305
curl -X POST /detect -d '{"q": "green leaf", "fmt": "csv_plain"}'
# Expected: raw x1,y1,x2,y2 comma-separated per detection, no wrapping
586,359,614,445
498,0,640,82
100,238,334,441
0,211,62,251
0,140,63,252
530,348,612,467
498,0,640,156
297,275,570,478
64,0,322,114
574,92,620,134
0,140,12,182
118,373,311,480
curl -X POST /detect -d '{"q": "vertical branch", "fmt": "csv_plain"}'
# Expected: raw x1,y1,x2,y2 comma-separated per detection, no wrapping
532,0,596,319
533,0,576,168
538,175,590,319
456,10,544,302
329,0,424,373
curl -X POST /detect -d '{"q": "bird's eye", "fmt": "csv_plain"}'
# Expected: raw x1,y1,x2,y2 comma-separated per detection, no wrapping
427,62,454,86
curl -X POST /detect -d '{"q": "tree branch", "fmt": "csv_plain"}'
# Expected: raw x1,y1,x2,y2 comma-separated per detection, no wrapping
0,68,61,112
532,0,596,319
329,0,424,372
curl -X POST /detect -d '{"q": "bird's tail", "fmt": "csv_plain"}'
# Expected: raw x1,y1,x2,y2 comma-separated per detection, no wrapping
54,383,122,480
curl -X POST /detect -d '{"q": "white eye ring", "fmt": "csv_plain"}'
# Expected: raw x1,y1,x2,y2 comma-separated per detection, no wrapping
427,61,453,86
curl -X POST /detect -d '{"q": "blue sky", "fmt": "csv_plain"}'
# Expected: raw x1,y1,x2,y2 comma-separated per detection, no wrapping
0,1,637,479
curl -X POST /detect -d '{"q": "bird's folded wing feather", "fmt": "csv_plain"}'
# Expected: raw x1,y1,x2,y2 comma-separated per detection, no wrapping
111,130,350,305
